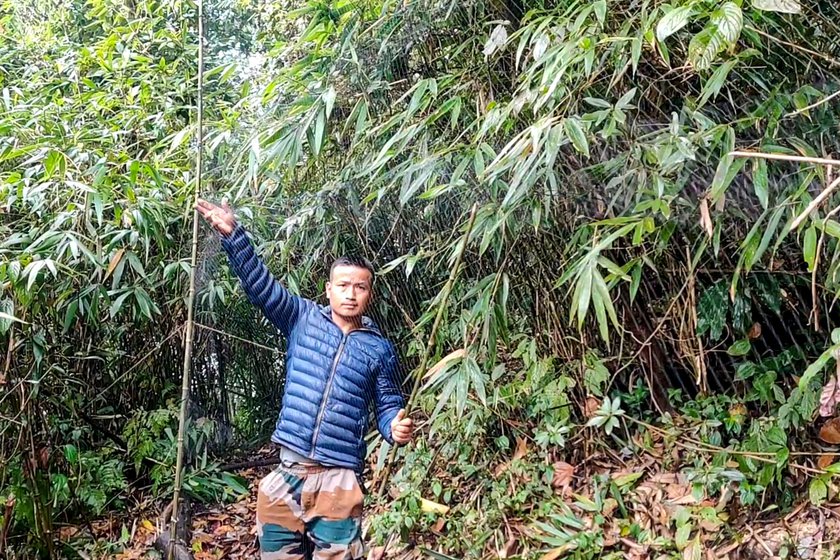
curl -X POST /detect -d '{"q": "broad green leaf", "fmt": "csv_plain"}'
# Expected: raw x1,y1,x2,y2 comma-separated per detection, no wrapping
584,353,609,396
750,206,784,270
688,3,742,71
717,2,744,43
804,225,817,271
574,262,594,329
630,263,642,302
698,60,737,108
408,79,430,116
322,86,336,118
823,219,840,239
656,6,694,42
312,110,326,156
593,0,607,25
799,346,836,390
109,292,133,319
727,339,751,357
169,126,191,154
753,158,769,209
592,281,609,343
63,300,79,334
675,523,691,549
709,129,744,201
809,477,828,505
564,118,589,157
0,300,26,334
752,0,801,13
353,99,369,139
616,87,637,109
593,269,619,336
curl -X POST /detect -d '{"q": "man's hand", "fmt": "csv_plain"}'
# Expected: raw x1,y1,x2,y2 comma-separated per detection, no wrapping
390,409,413,445
196,198,236,237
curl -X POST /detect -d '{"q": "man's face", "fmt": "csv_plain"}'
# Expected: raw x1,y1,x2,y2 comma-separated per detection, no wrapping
326,265,373,319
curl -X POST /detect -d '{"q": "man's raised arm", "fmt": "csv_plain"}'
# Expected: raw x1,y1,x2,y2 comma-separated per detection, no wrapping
197,198,302,337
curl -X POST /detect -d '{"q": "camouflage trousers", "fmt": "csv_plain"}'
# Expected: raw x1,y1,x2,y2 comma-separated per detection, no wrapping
256,462,365,560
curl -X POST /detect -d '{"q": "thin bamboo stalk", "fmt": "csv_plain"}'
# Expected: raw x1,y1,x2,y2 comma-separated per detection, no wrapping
376,203,479,497
168,0,204,556
729,150,840,167
791,175,840,230
194,322,279,354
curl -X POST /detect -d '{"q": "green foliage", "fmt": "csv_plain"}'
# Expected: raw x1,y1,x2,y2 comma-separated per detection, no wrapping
4,0,840,555
123,406,248,503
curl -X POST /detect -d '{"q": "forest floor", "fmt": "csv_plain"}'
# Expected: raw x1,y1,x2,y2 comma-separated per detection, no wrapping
68,443,840,560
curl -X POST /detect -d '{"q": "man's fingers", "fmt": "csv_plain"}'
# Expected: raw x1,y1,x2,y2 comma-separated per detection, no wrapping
395,409,406,421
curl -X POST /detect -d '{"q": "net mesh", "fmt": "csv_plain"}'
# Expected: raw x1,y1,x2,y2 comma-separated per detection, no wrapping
165,0,840,454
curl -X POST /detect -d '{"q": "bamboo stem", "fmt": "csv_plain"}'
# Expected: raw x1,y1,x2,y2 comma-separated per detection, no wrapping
169,0,204,557
729,150,840,167
376,203,479,497
785,88,840,118
791,175,840,231
194,322,279,354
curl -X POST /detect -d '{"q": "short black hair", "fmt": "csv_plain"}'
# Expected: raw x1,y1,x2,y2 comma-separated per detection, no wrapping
330,256,376,281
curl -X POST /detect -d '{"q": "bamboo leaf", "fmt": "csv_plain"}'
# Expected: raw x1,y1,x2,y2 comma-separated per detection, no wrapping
564,117,589,158
0,301,27,334
804,225,818,271
753,158,769,210
575,261,594,329
698,60,737,108
62,300,79,334
593,0,607,25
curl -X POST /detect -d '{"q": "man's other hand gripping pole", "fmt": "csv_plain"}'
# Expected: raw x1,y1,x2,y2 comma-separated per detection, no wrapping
376,203,479,497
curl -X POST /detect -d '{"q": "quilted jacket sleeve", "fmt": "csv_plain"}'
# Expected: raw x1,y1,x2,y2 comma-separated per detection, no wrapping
220,224,303,337
375,342,406,444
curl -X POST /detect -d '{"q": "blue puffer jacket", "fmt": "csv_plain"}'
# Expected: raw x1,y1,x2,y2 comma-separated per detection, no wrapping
220,224,405,473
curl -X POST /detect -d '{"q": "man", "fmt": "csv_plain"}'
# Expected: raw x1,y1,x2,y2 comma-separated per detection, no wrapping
196,198,413,560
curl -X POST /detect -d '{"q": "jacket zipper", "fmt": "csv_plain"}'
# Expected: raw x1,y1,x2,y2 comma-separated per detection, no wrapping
308,326,376,458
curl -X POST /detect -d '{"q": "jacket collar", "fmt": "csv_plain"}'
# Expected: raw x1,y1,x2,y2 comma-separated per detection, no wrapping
319,305,382,336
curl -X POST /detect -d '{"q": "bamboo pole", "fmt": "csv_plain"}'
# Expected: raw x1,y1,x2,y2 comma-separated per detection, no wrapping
729,150,840,231
791,175,840,230
168,0,204,557
729,150,840,167
376,203,479,497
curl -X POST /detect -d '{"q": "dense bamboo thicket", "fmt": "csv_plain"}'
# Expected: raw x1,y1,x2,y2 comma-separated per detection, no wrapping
3,0,840,557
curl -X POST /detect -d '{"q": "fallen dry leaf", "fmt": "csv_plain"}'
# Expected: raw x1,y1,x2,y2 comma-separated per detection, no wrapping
684,537,703,560
699,198,713,239
499,536,517,558
494,437,529,477
541,545,572,560
584,396,600,417
602,498,618,518
819,417,840,444
747,322,762,340
367,546,385,560
818,454,835,470
513,437,528,461
58,526,80,541
552,461,575,494
820,366,840,417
